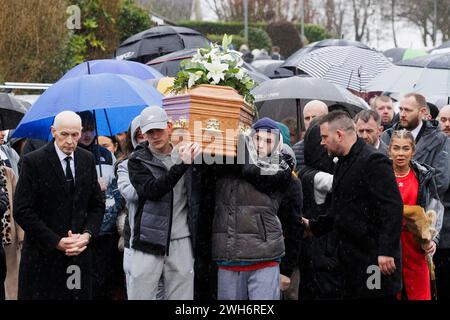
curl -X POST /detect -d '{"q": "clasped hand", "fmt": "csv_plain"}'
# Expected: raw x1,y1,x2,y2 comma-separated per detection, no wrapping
57,230,91,256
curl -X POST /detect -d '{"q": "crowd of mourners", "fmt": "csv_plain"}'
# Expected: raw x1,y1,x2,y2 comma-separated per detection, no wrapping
1,92,450,300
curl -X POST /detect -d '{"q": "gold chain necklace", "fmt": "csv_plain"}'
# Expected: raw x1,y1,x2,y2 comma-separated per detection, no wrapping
395,168,411,178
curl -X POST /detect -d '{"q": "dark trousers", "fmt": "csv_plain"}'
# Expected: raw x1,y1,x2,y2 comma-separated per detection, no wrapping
435,248,450,300
91,233,126,300
0,246,5,300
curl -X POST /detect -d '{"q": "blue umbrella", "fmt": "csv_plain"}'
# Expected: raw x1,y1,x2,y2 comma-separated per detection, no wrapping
60,59,164,81
12,73,164,140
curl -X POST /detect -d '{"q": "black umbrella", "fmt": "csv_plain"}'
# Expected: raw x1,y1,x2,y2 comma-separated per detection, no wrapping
0,93,31,130
147,49,270,84
147,48,198,76
281,38,373,70
250,59,294,79
251,76,369,140
114,26,209,64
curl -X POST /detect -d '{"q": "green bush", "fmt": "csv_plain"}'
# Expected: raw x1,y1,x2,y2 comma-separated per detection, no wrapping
177,20,267,37
178,21,330,50
206,34,246,50
117,0,153,42
266,21,303,57
303,24,331,43
239,27,272,51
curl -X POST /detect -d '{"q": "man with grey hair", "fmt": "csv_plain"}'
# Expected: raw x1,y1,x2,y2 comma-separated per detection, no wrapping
354,109,388,155
303,110,403,299
438,105,450,137
14,110,105,299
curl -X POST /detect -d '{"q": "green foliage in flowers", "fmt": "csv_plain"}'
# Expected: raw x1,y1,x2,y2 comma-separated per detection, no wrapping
207,34,247,50
172,35,256,105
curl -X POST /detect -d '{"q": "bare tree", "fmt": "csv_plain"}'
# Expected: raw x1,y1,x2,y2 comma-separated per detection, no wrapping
322,0,345,38
351,0,376,42
396,0,450,46
390,0,398,47
206,0,316,23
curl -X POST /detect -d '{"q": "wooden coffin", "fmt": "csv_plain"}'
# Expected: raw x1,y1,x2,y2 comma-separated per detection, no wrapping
163,84,254,158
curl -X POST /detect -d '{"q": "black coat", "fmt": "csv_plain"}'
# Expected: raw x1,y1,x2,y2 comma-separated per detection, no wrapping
310,138,403,299
14,142,105,300
295,124,342,299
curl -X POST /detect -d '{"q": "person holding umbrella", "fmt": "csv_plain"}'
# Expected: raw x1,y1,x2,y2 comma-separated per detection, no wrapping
77,111,126,300
388,129,443,300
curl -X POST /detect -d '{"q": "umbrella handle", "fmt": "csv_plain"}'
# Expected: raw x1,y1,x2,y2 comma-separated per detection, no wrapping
92,109,103,177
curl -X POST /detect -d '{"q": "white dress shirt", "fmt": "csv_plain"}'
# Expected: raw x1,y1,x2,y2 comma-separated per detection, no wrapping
54,141,75,181
411,120,423,141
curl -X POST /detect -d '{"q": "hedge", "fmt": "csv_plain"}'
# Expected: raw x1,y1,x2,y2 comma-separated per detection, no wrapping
303,23,332,44
239,27,272,51
177,20,329,44
178,20,266,36
266,21,303,57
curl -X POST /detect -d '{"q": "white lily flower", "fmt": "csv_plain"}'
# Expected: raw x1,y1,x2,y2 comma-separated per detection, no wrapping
204,59,229,84
191,52,203,63
188,71,203,88
204,47,221,61
235,68,245,80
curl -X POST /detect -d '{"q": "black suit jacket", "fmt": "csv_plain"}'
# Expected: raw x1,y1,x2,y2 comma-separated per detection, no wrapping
14,142,105,300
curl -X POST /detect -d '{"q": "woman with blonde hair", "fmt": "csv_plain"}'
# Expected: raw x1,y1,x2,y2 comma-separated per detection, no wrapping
389,129,443,300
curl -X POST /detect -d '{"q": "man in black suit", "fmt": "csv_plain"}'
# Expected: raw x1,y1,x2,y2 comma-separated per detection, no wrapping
303,111,403,299
14,111,105,300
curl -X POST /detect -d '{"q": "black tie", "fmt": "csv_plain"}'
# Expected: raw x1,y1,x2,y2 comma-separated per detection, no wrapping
65,156,75,193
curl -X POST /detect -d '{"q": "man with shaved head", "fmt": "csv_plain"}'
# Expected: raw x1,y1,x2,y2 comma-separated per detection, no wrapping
14,110,105,300
303,100,329,132
293,100,329,172
435,104,450,300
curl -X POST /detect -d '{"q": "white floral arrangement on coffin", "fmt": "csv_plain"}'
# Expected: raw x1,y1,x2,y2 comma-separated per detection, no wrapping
171,34,256,105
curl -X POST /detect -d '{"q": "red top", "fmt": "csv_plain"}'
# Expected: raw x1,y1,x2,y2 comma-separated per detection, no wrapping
396,169,419,207
396,169,430,300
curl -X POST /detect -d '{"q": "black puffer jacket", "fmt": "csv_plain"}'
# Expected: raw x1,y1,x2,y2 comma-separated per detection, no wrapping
128,142,201,256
